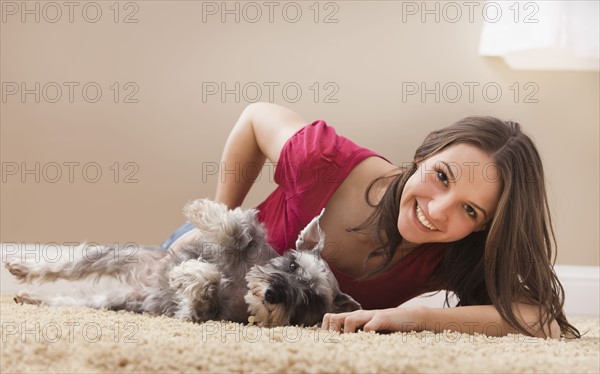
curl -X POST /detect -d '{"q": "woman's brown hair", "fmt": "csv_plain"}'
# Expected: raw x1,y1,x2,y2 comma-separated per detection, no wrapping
351,116,580,339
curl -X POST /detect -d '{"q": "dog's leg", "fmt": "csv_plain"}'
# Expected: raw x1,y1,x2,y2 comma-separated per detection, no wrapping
13,288,146,312
169,259,225,322
182,199,260,256
13,290,45,305
5,244,166,284
12,289,102,307
182,199,275,271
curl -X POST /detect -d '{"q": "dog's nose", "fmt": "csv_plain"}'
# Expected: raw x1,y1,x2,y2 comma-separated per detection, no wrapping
264,287,284,304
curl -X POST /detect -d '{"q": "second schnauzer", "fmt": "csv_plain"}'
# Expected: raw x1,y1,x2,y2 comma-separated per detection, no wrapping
6,199,361,326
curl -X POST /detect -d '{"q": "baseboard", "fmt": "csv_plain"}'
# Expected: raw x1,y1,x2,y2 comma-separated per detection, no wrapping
1,244,598,316
553,264,599,317
382,264,600,317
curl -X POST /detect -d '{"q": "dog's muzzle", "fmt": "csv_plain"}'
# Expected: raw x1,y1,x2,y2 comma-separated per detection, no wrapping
264,286,285,304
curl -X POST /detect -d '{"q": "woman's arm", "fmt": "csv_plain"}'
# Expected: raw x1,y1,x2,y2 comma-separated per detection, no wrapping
322,303,561,339
214,102,307,209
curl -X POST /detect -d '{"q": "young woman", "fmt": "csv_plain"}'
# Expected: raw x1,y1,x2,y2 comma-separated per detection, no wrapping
162,102,580,339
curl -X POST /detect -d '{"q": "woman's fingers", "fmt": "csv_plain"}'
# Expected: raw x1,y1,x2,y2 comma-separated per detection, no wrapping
363,315,390,332
322,310,379,333
322,312,348,331
323,307,424,334
343,312,374,333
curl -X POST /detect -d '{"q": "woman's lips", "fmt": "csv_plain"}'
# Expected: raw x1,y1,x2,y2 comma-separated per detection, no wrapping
413,200,438,232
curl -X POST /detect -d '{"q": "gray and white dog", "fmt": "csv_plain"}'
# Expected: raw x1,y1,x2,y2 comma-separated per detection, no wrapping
5,199,360,326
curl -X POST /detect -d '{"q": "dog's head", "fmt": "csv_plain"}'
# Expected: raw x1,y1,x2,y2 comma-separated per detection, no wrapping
244,210,361,327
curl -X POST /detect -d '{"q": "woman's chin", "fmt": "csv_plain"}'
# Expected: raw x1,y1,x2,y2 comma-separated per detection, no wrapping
397,223,424,244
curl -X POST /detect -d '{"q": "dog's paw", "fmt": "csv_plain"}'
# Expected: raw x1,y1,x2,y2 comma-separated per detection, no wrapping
5,260,33,283
13,290,42,305
169,260,221,298
183,199,227,228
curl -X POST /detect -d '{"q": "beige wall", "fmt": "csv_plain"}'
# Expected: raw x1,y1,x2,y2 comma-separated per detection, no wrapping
1,1,598,266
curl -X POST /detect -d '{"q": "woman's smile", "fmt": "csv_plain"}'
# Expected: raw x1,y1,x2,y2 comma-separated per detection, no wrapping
414,200,439,232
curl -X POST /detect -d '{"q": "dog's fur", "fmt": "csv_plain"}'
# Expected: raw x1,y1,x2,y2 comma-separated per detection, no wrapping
5,199,361,326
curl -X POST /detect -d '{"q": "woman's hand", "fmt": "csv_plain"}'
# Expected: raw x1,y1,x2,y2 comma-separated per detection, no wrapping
323,304,561,338
322,306,427,333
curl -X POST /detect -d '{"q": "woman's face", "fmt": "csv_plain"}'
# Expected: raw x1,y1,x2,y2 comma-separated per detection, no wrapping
398,143,501,244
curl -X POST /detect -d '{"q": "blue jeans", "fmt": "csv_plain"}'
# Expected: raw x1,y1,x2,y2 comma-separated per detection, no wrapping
160,222,195,249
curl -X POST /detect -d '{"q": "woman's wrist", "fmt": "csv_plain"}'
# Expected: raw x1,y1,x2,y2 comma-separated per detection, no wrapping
405,305,430,332
387,305,430,332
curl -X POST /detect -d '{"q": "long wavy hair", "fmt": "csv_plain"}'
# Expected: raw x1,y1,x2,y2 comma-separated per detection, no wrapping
350,116,580,339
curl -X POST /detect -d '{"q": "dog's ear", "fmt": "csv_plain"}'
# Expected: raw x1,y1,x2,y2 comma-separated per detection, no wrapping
296,209,326,252
332,292,361,313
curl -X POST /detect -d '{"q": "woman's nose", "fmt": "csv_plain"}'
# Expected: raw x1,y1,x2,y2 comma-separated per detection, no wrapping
428,197,451,223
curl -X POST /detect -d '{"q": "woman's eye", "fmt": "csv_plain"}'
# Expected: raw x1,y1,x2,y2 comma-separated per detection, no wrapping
289,261,298,272
464,205,477,218
436,170,448,184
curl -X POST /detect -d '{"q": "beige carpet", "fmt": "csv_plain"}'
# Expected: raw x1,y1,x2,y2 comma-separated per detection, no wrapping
1,294,598,373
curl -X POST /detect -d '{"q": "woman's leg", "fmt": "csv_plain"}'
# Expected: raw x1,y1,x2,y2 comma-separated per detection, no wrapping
160,222,196,249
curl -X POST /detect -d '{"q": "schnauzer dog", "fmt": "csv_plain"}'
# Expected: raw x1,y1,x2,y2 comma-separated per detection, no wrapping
5,199,361,326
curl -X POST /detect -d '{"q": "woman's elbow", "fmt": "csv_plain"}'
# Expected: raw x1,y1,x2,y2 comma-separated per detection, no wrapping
547,319,561,340
532,318,561,339
512,302,561,339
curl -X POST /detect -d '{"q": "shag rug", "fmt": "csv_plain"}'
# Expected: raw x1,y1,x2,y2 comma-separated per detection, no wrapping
0,294,598,373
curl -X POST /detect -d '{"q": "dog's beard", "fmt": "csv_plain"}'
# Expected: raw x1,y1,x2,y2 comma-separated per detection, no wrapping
245,273,290,327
